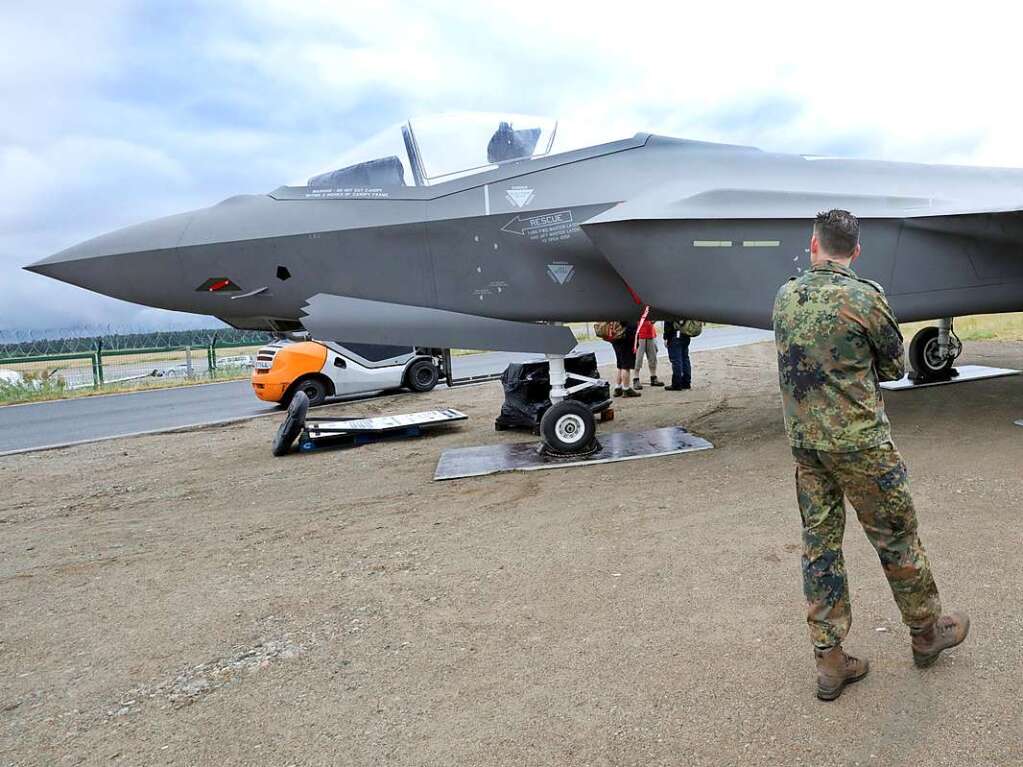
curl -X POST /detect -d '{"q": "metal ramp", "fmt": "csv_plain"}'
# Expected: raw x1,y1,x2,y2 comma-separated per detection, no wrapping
434,426,713,480
880,365,1020,391
299,409,467,452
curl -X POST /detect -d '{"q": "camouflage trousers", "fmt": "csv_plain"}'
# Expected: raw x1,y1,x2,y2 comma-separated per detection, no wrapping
792,441,942,649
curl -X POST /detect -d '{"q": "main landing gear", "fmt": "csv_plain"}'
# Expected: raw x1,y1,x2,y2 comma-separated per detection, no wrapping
539,353,607,456
908,317,962,383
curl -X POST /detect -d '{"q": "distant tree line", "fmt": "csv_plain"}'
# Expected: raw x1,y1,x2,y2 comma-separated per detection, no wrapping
0,328,276,359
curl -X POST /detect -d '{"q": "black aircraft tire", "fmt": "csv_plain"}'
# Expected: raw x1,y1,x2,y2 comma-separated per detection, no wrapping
909,326,955,380
272,390,309,457
406,359,439,392
540,400,596,455
294,377,328,407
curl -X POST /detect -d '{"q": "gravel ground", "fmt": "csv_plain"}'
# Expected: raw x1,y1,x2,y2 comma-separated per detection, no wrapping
2,341,1021,767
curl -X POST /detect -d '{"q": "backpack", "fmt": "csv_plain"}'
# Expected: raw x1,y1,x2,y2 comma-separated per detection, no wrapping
676,319,703,338
595,321,625,342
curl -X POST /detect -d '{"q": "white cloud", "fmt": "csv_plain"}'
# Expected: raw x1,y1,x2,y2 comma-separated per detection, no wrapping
229,0,1023,163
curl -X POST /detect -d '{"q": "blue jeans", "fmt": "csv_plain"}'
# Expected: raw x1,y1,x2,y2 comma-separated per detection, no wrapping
666,336,691,387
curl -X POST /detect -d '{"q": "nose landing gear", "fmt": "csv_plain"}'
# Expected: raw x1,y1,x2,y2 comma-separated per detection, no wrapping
908,318,962,382
539,353,606,456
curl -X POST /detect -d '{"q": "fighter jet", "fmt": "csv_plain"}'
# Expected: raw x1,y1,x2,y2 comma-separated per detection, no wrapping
26,112,1023,451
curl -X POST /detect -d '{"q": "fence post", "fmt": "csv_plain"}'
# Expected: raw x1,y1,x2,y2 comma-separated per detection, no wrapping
208,334,218,377
185,345,193,378
94,339,105,387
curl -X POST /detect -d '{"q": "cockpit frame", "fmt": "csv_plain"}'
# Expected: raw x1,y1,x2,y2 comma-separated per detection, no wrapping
271,133,651,202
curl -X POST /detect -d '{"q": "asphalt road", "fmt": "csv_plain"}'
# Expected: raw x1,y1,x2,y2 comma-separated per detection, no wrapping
0,326,772,455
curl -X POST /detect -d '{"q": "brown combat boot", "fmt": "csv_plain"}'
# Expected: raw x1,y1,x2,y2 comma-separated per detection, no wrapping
911,611,970,668
815,646,870,701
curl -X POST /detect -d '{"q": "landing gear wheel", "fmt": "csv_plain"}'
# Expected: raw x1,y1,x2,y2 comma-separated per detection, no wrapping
406,359,439,392
293,377,328,407
272,390,309,456
539,399,597,456
909,326,959,382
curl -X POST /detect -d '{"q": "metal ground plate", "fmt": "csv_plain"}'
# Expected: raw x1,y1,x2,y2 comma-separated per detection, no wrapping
434,426,713,480
307,408,466,436
881,365,1020,391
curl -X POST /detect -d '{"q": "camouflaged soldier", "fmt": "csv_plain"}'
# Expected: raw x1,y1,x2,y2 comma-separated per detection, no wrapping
773,209,969,701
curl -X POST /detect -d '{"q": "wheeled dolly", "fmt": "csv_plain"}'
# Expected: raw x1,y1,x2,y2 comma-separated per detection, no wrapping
272,391,467,456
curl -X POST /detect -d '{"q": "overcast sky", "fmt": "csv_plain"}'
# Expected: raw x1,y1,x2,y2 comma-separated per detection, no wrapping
3,0,1022,332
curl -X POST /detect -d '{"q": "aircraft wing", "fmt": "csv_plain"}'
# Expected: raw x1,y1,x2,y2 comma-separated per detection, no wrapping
581,189,1023,328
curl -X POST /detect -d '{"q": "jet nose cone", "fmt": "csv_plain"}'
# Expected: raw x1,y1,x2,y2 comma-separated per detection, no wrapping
23,258,56,277
24,210,195,306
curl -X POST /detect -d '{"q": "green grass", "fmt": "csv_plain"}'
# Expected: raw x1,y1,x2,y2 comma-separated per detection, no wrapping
902,312,1023,343
0,369,252,407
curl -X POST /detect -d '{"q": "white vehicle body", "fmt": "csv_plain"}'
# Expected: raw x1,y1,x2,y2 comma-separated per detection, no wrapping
252,339,441,404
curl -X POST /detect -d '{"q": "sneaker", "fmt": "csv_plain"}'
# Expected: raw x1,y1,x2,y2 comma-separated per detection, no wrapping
632,377,643,390
613,386,623,397
664,385,684,391
649,377,664,387
624,388,641,397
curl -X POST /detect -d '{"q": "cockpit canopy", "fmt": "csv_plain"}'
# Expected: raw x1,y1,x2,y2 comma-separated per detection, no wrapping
307,113,571,189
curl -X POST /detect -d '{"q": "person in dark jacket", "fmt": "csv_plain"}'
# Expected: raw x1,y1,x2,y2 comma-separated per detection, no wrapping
664,320,692,390
610,321,640,397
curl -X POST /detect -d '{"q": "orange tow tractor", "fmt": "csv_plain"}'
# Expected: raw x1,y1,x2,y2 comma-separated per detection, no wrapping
252,340,443,406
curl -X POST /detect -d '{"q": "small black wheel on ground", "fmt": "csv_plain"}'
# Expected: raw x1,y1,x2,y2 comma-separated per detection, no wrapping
272,391,309,456
909,326,956,381
406,359,439,392
540,399,596,455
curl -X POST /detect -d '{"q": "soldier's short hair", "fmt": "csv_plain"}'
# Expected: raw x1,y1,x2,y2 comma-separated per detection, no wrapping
814,209,859,257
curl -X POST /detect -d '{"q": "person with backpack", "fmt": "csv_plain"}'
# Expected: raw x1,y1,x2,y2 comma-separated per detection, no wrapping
596,320,641,397
664,318,702,390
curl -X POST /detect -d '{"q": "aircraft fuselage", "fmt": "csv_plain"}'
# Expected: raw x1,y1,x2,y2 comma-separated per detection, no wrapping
27,134,1023,348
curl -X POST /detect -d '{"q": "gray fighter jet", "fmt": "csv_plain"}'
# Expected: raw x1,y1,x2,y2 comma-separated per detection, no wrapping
26,112,1023,451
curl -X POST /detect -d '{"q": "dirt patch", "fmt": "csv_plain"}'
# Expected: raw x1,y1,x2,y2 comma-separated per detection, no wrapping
2,341,1021,766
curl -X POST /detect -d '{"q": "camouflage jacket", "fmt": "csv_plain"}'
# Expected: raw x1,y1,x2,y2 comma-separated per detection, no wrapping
773,261,905,452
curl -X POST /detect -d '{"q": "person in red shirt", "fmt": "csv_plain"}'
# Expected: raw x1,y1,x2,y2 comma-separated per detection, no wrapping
633,318,663,390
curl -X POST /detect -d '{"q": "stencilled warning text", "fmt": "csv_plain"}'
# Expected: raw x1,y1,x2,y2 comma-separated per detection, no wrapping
500,210,578,243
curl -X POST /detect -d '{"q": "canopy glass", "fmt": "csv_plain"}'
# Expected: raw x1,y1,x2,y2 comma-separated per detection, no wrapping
308,112,622,189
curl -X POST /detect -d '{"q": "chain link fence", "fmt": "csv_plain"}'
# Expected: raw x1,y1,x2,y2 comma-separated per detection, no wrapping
0,327,275,404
